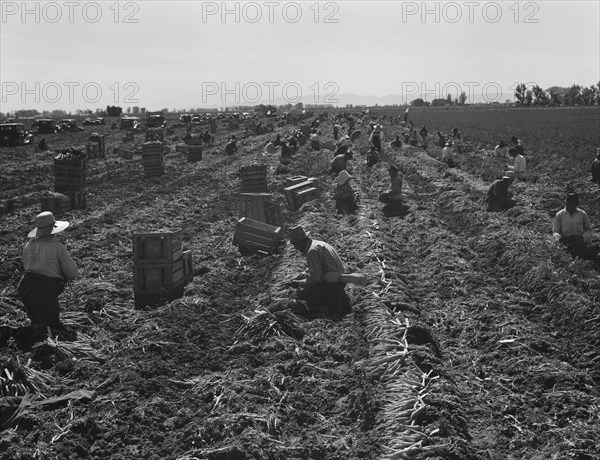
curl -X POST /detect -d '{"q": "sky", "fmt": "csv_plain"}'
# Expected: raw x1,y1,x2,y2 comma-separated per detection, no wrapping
1,0,599,112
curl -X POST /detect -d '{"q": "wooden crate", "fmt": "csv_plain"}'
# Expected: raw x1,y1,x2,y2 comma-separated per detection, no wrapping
175,144,188,153
240,165,267,182
283,180,318,210
241,179,268,193
294,187,319,209
239,193,283,227
182,250,194,284
133,259,185,296
133,230,183,264
40,194,71,214
86,142,100,158
187,146,203,162
232,217,282,254
285,176,308,187
65,189,87,209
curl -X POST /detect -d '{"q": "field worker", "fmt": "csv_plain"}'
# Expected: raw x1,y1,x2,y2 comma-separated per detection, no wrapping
333,137,351,157
494,140,509,159
310,129,321,151
591,148,600,184
225,136,238,155
419,125,428,141
442,142,457,167
485,175,515,212
452,127,461,139
1,212,79,349
273,133,282,147
510,135,524,150
333,122,342,140
366,146,380,168
334,170,359,215
329,150,353,176
288,226,351,317
37,138,48,151
552,192,599,261
508,146,527,180
390,136,402,149
436,131,446,148
202,129,213,144
403,132,411,144
380,164,406,217
403,108,409,123
369,124,383,153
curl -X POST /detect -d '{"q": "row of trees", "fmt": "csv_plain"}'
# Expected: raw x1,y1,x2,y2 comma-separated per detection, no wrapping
514,82,600,107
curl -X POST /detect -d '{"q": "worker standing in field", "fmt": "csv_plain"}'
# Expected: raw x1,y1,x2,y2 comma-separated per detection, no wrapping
288,226,351,317
591,148,600,184
370,124,383,153
552,192,599,262
1,212,78,349
334,170,359,215
485,175,515,212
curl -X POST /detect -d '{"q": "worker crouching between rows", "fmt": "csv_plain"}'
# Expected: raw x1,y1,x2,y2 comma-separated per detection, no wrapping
288,226,351,318
1,212,78,349
380,164,407,217
334,170,359,215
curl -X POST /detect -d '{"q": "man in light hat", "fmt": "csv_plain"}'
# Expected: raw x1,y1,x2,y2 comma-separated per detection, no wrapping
442,142,456,167
1,212,79,348
288,226,350,317
552,192,599,261
334,170,359,215
380,164,407,217
485,175,515,212
591,148,600,185
369,124,383,153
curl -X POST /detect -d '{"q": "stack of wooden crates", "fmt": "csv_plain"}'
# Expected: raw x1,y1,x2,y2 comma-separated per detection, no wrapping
132,229,194,308
142,141,164,178
50,155,87,212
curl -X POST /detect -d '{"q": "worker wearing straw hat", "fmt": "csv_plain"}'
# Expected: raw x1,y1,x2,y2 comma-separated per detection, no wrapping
10,212,78,346
288,226,351,317
334,170,359,215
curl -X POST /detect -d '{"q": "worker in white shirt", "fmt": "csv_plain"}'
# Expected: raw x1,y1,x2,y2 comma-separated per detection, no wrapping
552,192,599,262
508,146,527,180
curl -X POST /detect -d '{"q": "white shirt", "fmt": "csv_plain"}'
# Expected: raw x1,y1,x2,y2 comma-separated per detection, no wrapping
513,154,527,172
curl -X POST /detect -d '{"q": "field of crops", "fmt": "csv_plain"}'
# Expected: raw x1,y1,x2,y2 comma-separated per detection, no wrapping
0,105,599,459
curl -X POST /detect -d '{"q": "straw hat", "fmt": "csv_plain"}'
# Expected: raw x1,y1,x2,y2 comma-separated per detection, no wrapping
336,170,352,185
288,226,310,243
28,211,69,238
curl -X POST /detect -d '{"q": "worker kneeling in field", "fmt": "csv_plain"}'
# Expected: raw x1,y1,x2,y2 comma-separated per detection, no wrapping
288,226,351,317
334,170,359,215
485,174,515,212
329,149,353,176
1,212,78,349
225,136,238,155
552,192,600,262
508,146,527,180
380,164,408,217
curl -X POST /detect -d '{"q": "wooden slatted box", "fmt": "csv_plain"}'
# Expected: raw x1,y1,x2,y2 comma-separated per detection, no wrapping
239,193,283,227
240,165,267,182
54,158,87,192
232,217,282,255
40,194,72,214
133,230,183,265
182,250,194,284
133,259,185,296
142,142,164,177
283,179,318,210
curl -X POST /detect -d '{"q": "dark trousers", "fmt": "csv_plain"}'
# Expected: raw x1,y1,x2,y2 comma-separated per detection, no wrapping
336,196,358,215
298,282,350,316
560,236,600,262
17,272,64,328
